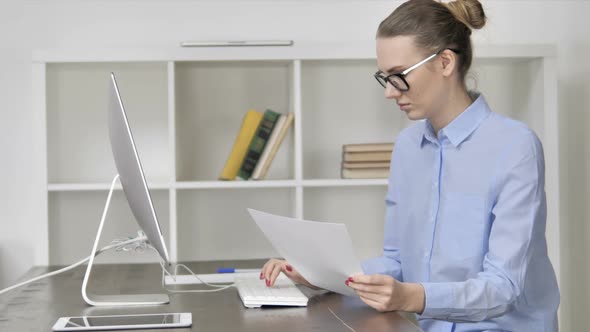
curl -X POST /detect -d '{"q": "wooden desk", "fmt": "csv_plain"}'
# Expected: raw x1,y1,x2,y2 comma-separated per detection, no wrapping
0,260,422,331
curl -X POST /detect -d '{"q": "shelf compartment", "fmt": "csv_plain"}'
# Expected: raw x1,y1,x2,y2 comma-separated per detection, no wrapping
48,190,170,265
46,62,170,184
47,182,171,192
301,59,406,180
175,180,297,190
470,58,545,138
176,188,295,261
47,179,387,191
303,186,387,261
175,60,294,182
302,179,388,187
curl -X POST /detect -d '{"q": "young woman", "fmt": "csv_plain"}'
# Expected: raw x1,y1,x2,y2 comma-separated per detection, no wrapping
261,0,560,330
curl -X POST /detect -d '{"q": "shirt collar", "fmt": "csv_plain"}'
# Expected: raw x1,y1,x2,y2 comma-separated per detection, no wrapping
421,91,491,148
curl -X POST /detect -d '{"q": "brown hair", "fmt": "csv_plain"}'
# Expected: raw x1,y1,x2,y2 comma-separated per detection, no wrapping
377,0,486,81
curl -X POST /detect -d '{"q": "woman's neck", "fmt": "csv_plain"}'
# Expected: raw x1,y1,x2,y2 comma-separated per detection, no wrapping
430,88,474,135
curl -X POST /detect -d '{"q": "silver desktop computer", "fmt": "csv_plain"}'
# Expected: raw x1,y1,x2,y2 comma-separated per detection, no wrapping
81,73,170,307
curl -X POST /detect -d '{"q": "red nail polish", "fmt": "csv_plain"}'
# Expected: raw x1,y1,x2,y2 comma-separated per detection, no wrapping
286,265,293,272
345,280,350,286
348,277,354,282
259,272,264,279
266,279,270,287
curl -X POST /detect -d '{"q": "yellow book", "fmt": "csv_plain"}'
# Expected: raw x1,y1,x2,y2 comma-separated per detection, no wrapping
219,110,263,180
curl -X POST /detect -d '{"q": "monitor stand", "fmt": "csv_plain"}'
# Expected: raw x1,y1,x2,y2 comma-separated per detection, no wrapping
81,174,170,306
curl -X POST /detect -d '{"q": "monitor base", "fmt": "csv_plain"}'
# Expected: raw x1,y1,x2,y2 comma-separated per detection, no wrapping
81,174,170,307
82,294,170,307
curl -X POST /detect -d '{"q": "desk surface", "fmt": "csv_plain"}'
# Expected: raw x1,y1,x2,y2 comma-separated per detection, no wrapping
0,260,422,332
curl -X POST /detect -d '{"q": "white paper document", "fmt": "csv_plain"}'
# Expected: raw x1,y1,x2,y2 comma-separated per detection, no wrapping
247,208,363,297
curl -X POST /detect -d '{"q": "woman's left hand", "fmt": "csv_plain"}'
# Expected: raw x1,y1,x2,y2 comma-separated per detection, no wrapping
345,274,425,313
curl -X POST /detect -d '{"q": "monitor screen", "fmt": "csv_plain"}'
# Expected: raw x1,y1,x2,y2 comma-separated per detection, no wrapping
108,73,170,264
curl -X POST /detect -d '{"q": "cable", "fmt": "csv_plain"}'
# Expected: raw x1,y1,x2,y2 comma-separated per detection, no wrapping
172,263,233,288
328,307,357,332
155,249,236,294
1,233,237,297
0,236,146,297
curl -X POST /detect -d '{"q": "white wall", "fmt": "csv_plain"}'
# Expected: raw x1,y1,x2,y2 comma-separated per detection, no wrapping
0,0,37,290
1,0,589,329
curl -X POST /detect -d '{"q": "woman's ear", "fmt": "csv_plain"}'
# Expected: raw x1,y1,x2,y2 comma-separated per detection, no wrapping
439,49,457,77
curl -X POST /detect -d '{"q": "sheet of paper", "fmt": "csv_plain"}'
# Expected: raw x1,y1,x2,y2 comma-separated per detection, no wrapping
247,208,363,296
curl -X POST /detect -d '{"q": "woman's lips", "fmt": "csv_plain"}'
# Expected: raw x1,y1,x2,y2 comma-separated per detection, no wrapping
398,103,410,111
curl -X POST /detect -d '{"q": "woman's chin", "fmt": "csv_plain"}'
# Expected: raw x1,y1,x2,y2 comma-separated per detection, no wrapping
405,110,425,121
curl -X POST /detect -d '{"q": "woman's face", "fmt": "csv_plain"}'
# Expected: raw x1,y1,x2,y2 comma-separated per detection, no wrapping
376,36,447,121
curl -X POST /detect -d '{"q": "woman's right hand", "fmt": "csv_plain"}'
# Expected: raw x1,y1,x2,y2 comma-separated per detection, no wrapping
260,258,319,289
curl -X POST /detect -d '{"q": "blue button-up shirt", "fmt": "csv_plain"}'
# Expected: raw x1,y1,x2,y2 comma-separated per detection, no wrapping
362,92,560,332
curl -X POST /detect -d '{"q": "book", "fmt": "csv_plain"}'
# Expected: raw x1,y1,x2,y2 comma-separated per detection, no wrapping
218,110,263,180
238,109,282,180
250,114,286,180
342,161,390,169
343,151,392,162
343,142,394,153
251,112,294,180
341,167,390,179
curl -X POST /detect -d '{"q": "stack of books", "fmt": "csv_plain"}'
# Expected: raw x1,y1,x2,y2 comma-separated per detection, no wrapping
340,143,394,179
219,109,294,181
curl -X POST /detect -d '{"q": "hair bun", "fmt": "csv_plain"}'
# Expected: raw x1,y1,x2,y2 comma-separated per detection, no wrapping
445,0,486,30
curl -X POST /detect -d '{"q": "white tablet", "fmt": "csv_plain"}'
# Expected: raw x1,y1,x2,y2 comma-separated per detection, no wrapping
52,312,192,331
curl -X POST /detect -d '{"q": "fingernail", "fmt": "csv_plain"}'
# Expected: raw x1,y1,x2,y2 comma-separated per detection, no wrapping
345,280,350,286
260,272,264,279
286,265,293,272
347,277,354,282
266,279,270,287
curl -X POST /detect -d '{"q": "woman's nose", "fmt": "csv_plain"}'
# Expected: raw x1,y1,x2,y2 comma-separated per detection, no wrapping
384,82,401,99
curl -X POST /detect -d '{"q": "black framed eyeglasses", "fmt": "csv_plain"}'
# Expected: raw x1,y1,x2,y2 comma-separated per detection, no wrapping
374,48,461,92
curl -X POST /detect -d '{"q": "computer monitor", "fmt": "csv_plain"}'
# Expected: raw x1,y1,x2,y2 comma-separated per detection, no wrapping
107,73,170,264
81,73,170,306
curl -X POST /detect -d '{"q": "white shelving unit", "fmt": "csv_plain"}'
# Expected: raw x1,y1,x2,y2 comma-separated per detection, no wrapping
32,42,560,285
